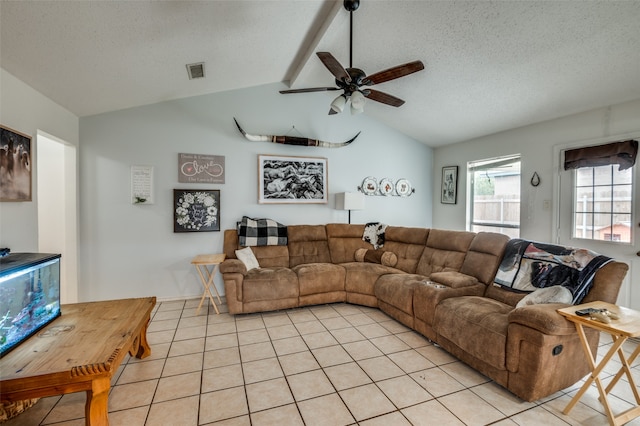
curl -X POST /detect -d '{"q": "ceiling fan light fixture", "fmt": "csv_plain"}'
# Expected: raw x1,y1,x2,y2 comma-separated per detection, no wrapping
350,91,365,114
278,0,424,116
331,94,347,113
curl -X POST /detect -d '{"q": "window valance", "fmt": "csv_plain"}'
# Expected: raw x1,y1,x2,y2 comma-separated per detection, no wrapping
564,139,638,171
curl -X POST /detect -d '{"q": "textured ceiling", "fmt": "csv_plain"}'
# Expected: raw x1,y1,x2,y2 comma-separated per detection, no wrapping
1,1,639,147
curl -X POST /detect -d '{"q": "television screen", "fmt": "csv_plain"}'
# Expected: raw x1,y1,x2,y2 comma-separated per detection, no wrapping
0,253,61,357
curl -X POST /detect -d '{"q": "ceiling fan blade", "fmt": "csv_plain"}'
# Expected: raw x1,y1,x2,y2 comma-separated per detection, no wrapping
279,87,340,94
316,52,351,83
364,89,405,107
363,60,424,86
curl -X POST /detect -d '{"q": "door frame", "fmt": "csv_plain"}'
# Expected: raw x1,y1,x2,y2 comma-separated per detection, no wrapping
552,131,640,309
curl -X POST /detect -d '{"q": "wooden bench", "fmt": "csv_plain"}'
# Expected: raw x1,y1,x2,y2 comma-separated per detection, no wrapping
0,297,156,426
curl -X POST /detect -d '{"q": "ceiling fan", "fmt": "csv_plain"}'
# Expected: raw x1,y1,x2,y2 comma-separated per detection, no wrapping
280,0,425,115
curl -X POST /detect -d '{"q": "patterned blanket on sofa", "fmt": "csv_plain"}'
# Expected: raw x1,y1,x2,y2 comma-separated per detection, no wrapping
237,216,288,246
494,239,612,304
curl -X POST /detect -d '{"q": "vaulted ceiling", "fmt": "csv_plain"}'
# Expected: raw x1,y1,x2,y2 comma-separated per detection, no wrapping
2,1,639,147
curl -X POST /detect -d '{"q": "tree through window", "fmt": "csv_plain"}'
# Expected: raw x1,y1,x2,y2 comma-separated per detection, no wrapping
468,155,521,238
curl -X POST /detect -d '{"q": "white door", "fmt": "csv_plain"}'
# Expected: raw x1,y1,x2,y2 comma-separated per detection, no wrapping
554,133,640,310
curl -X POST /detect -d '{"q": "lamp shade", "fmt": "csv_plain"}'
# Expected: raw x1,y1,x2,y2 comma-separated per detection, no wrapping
331,95,347,113
335,192,365,211
350,91,365,115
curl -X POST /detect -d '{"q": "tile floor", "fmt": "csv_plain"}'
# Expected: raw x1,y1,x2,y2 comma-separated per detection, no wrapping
5,298,640,426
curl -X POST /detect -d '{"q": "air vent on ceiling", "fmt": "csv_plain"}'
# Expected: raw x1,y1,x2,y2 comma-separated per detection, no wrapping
186,62,205,80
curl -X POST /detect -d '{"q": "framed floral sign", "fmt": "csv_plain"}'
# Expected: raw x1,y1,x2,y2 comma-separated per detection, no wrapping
1,125,32,202
441,166,458,204
173,189,220,232
258,154,328,204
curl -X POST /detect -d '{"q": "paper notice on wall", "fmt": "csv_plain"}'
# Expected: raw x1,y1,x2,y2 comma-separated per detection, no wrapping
131,165,154,204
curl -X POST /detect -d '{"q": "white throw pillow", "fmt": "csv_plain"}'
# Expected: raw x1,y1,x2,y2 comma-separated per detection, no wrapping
516,286,573,308
235,247,260,271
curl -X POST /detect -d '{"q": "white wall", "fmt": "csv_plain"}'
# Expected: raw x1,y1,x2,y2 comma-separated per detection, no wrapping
79,83,433,302
432,99,640,241
0,68,79,251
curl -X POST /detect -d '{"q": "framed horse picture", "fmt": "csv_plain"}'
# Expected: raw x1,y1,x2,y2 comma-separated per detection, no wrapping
258,155,328,204
0,125,32,202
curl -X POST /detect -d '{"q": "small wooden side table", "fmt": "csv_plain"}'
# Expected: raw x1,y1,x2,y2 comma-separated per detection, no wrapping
191,253,226,314
557,301,640,426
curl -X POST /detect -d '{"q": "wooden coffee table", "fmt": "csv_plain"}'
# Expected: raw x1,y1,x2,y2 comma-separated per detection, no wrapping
0,297,156,426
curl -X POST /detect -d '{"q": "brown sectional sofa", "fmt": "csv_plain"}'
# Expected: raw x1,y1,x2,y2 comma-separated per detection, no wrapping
220,223,628,402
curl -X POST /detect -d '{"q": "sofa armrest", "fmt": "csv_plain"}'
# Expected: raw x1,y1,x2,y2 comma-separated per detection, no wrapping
220,259,247,276
430,271,479,289
508,303,577,335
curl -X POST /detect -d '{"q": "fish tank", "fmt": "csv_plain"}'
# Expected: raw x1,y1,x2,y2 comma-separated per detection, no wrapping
0,253,61,358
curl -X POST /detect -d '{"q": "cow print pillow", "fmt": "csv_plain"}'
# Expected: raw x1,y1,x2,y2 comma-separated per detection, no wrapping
363,222,387,250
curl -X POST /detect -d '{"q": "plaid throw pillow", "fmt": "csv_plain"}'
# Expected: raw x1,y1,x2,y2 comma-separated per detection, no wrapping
238,216,288,246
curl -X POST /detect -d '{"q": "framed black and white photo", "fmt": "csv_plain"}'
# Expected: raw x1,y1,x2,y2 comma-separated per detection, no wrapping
441,166,458,204
258,155,328,204
173,189,220,232
1,125,32,202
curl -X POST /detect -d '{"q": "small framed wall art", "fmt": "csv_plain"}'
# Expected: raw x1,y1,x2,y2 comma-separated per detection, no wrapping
441,166,458,204
178,153,225,184
173,189,220,232
258,154,328,204
0,125,32,202
131,165,154,204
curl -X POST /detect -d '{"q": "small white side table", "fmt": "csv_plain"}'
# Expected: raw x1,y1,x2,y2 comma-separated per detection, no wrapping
191,253,226,315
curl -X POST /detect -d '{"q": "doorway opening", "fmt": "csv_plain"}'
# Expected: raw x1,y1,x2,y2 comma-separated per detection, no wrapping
37,131,78,303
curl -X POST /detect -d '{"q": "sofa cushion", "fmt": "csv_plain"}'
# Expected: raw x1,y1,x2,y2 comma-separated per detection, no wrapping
434,296,512,371
460,232,510,285
430,271,478,288
355,248,398,267
380,226,429,273
515,286,572,308
327,224,370,264
288,225,332,267
235,247,260,271
250,245,290,268
342,262,402,296
293,263,345,296
242,268,298,302
484,284,526,307
415,229,475,277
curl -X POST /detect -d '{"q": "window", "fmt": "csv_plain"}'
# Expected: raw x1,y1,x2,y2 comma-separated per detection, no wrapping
468,155,521,238
573,165,632,243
